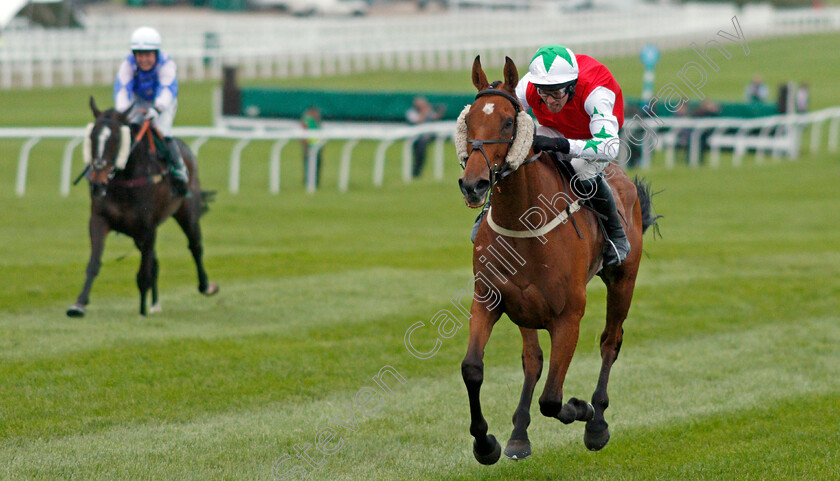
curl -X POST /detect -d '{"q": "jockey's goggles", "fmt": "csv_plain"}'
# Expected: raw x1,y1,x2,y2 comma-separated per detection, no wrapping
535,81,576,99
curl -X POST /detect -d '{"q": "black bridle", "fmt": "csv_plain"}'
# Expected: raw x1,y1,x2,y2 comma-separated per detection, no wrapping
462,88,540,206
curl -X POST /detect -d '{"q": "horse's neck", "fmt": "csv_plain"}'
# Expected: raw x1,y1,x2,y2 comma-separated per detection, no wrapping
121,150,156,179
491,158,564,224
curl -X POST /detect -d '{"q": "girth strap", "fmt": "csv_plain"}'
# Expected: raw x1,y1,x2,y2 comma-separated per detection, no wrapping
486,201,581,238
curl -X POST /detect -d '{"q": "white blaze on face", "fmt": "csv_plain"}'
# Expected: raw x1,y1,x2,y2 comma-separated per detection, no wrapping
482,103,495,115
97,127,112,159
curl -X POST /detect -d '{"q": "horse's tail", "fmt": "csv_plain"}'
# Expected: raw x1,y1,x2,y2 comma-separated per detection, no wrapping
199,190,216,217
633,176,662,237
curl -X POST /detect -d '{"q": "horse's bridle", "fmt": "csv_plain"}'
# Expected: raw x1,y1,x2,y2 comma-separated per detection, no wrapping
83,119,162,194
462,88,540,205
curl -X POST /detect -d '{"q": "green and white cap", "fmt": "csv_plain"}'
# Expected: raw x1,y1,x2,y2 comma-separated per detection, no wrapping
528,45,579,88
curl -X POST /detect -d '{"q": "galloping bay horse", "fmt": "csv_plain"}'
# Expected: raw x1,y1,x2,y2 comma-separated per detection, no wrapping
456,57,659,464
66,97,218,317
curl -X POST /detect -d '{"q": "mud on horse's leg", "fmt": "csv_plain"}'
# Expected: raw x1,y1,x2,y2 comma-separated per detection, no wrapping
505,327,542,460
462,305,502,465
67,215,110,317
586,275,636,451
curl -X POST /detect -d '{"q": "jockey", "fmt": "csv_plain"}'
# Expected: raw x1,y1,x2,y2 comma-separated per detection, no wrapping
113,26,188,194
514,45,630,266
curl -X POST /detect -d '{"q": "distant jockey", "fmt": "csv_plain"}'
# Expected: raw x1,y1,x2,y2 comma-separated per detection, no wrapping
113,26,187,194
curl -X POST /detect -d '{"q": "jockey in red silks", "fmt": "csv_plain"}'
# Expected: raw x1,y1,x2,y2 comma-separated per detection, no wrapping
514,45,630,266
113,26,187,194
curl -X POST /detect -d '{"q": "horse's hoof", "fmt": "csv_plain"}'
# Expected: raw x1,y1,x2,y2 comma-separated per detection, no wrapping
66,304,86,318
504,438,531,460
584,423,610,451
149,302,162,314
201,283,219,296
559,398,594,424
473,435,502,465
559,402,577,424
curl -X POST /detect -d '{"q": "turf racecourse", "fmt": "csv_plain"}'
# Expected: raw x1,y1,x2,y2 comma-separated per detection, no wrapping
3,31,840,480
2,146,840,479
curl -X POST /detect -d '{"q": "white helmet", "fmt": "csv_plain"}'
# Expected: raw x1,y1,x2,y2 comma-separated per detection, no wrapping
130,27,161,51
528,45,579,89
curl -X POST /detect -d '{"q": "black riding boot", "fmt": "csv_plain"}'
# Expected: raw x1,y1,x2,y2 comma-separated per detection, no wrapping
165,137,189,196
581,175,630,266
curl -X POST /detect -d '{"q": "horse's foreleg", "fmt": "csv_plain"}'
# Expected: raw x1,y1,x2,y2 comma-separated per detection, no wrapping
462,304,502,465
67,215,110,317
149,256,161,314
174,203,218,296
504,327,542,460
134,232,157,317
539,304,586,421
585,275,636,451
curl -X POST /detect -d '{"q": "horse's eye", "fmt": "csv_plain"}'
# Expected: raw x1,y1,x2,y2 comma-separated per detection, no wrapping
503,119,514,129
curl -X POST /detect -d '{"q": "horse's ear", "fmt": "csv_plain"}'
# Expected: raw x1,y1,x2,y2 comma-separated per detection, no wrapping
89,96,101,119
472,55,490,92
503,57,519,92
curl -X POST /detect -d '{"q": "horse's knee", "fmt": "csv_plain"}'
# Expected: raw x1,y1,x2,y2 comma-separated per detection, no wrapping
461,360,484,388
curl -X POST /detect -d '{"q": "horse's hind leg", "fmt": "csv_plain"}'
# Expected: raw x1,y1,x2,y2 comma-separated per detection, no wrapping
149,256,161,314
134,231,157,317
462,304,503,465
174,201,218,296
67,215,109,317
585,272,637,451
505,327,542,460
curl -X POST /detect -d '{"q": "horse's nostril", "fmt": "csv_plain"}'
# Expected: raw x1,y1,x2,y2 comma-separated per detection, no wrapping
476,179,490,194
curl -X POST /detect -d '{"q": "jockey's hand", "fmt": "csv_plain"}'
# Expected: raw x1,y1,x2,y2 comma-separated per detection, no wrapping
533,135,570,155
144,107,160,122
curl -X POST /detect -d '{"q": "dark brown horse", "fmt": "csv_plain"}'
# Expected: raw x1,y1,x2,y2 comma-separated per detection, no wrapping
66,97,218,317
457,57,658,464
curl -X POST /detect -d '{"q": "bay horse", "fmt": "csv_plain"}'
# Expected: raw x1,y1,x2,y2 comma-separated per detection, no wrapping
456,57,659,464
66,97,219,317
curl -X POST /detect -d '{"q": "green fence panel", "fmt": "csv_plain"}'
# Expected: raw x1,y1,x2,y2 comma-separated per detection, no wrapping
627,97,779,118
239,90,781,122
239,88,475,122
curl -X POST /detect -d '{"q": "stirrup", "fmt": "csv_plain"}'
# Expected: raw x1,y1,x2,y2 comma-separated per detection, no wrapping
603,239,624,266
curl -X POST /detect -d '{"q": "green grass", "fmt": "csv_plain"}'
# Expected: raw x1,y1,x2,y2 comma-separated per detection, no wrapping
2,149,840,479
2,31,840,480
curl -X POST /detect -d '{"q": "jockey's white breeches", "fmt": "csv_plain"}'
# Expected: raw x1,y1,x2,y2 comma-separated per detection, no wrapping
127,99,177,138
536,125,607,181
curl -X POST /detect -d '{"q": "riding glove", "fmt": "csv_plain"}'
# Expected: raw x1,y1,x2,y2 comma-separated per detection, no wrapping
533,135,570,155
144,107,160,121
